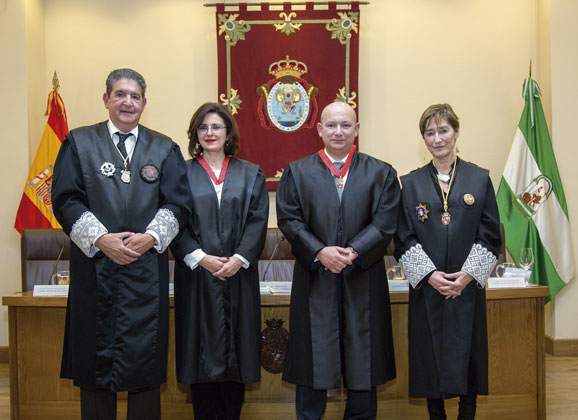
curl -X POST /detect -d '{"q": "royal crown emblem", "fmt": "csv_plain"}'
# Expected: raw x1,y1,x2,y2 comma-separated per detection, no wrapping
257,56,318,132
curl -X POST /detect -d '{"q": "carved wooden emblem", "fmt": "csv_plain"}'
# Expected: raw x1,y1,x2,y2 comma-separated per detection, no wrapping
260,318,289,374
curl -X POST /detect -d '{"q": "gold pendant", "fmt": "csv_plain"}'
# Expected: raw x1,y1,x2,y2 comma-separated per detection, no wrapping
337,177,344,188
441,212,451,225
121,170,131,184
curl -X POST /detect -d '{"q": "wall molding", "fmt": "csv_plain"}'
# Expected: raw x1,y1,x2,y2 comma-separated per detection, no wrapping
546,335,578,356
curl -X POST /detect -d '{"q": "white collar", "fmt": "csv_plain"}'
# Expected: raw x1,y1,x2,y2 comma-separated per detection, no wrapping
107,120,139,140
324,147,350,164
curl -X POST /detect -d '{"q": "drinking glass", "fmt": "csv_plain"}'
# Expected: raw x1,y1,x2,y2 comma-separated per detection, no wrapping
518,248,534,287
387,265,406,280
495,262,516,277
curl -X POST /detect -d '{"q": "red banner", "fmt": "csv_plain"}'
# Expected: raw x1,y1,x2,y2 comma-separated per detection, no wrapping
216,2,360,190
14,85,68,233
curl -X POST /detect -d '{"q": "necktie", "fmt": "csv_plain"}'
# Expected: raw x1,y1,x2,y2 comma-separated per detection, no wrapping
116,132,131,160
333,161,345,200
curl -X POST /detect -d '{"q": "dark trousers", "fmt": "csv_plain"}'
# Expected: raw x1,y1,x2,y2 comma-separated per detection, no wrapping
80,387,160,420
190,382,246,420
296,385,377,420
426,393,477,420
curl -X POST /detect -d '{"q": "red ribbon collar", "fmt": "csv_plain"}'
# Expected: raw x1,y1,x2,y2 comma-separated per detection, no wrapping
318,145,356,179
197,155,230,185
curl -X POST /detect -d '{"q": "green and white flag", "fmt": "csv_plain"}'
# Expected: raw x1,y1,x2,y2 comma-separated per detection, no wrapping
497,78,575,302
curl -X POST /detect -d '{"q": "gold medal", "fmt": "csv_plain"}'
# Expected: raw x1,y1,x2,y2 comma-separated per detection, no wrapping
441,212,451,225
121,170,131,184
463,193,475,206
337,177,344,188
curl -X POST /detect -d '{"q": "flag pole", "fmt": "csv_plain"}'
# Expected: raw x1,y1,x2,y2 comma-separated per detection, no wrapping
529,59,532,79
52,71,60,90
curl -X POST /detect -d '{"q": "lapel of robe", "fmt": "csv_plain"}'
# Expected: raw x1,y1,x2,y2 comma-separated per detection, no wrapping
218,158,244,256
97,122,122,167
337,151,372,390
317,154,342,207
307,154,343,389
188,159,221,253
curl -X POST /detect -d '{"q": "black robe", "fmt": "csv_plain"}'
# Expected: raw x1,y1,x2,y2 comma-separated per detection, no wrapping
394,158,501,398
170,157,269,384
276,151,400,391
52,122,193,392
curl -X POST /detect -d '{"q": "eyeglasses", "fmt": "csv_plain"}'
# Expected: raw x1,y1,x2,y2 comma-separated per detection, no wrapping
197,124,226,133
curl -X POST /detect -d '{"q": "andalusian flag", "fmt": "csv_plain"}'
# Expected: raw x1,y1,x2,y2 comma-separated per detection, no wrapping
14,74,68,233
496,78,575,301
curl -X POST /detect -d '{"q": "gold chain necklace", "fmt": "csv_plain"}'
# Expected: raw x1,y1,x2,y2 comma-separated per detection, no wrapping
436,156,457,225
113,135,135,184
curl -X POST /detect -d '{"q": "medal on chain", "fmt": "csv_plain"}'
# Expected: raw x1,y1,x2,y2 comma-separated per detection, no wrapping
113,135,134,184
121,169,131,183
436,157,457,226
317,146,356,189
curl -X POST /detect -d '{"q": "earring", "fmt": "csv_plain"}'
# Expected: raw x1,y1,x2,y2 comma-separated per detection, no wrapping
455,144,460,154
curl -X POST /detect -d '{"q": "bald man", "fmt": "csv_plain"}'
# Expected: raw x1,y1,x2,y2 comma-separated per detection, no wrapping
276,102,401,419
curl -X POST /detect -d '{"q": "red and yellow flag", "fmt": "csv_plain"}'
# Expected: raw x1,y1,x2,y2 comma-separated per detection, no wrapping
14,76,68,233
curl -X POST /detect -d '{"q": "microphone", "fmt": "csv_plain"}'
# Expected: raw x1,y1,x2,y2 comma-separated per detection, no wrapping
50,245,65,285
261,236,285,282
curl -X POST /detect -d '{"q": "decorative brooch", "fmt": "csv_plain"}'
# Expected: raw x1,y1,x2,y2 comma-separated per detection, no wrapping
463,193,475,206
416,203,429,222
140,164,159,183
100,162,116,177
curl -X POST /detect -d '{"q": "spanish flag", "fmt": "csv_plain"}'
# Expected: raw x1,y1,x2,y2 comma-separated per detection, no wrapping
14,74,68,233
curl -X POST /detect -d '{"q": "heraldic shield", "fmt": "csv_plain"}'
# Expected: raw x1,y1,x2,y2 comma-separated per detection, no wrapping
260,318,289,374
257,56,318,133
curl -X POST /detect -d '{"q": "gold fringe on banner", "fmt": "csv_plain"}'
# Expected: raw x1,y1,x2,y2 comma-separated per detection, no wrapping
204,1,369,7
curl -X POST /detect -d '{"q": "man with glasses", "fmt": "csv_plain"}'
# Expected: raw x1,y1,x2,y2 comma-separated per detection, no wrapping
276,101,401,419
52,68,193,420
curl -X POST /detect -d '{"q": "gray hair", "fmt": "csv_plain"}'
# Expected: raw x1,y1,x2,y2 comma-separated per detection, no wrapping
105,68,147,98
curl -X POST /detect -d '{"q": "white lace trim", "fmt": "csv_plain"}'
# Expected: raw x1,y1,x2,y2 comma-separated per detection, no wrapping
70,211,108,257
146,208,179,253
461,243,498,287
399,244,436,288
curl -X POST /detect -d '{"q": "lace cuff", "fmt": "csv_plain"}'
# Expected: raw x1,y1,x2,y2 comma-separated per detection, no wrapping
146,208,179,253
460,243,498,287
70,211,108,257
399,244,436,288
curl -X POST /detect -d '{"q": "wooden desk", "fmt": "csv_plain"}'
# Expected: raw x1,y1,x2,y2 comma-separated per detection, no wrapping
3,286,548,420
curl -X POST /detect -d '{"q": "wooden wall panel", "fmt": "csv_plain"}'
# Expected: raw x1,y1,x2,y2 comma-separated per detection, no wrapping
487,298,537,394
4,288,547,420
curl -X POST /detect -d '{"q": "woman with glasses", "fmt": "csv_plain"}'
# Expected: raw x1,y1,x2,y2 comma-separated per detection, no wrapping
394,104,501,419
170,102,269,419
